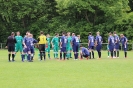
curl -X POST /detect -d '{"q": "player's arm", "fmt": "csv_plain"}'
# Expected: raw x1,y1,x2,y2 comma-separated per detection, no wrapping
95,37,98,46
124,37,128,45
5,38,8,48
51,38,54,48
23,38,27,48
71,37,74,46
108,37,110,44
88,37,90,46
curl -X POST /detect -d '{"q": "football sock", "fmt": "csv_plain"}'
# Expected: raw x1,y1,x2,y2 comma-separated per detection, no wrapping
111,51,113,58
48,52,50,59
74,53,76,59
90,52,91,59
92,51,94,58
117,51,119,57
114,51,116,57
12,54,14,61
8,54,11,61
125,52,127,58
108,51,110,56
28,54,31,61
60,52,62,60
40,52,42,60
99,51,101,58
70,53,72,58
56,52,58,58
63,53,66,60
43,52,45,60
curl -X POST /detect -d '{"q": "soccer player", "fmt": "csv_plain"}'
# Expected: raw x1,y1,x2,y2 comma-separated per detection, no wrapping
51,33,59,59
113,31,120,58
95,32,103,59
14,31,23,60
30,34,38,61
72,33,80,60
108,32,115,58
37,31,47,61
60,32,67,60
80,45,90,60
120,34,128,58
88,32,95,59
5,32,16,62
66,32,72,59
46,34,51,59
23,32,33,62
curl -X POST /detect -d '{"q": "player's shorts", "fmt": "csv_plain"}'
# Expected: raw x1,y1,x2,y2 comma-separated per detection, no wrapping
88,46,94,50
46,46,50,52
83,54,89,58
15,44,23,52
122,45,128,51
114,44,119,50
39,44,45,52
73,45,79,52
23,47,31,53
31,47,34,54
53,46,58,52
109,45,114,52
8,45,15,52
96,45,102,51
61,47,66,52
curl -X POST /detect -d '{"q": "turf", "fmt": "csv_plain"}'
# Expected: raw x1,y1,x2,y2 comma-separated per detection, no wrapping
0,50,133,88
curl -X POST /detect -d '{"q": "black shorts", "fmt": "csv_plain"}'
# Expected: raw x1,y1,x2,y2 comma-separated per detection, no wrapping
39,44,45,52
8,45,15,52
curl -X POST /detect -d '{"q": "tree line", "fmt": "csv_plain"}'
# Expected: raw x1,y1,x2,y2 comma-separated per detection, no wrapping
0,0,133,44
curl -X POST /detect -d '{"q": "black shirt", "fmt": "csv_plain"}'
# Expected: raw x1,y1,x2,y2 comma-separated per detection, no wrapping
6,36,16,46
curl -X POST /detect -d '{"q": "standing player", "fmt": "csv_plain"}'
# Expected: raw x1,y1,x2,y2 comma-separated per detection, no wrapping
80,45,90,60
5,32,16,62
66,32,72,59
72,33,80,60
88,32,95,59
60,32,67,60
46,34,51,59
51,33,59,59
120,34,128,58
108,32,115,58
113,31,120,58
14,31,23,60
37,31,47,61
95,32,103,59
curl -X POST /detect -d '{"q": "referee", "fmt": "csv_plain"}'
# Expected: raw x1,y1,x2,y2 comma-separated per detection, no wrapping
38,31,47,60
5,32,16,62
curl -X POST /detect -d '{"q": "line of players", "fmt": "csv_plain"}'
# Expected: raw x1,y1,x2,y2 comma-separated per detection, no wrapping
5,31,128,62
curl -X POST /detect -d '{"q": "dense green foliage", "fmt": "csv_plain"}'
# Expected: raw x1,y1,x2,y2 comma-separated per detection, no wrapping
0,0,132,43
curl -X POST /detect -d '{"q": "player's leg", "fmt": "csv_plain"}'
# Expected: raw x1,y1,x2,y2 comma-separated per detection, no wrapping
91,46,95,59
11,45,15,61
63,47,66,60
75,45,79,59
70,47,72,58
124,45,127,58
19,45,23,60
42,44,46,60
60,47,63,60
110,45,114,58
8,46,12,62
27,48,32,62
114,49,116,58
53,46,56,59
39,44,43,60
47,46,51,59
31,48,34,61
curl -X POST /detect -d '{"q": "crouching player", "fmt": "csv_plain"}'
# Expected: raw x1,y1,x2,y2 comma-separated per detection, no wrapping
80,45,90,60
95,32,103,59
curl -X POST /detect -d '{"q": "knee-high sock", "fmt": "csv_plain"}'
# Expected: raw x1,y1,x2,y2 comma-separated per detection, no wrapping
92,51,94,58
111,51,113,58
98,51,100,58
28,54,31,61
125,51,127,58
76,53,78,59
43,52,45,60
108,51,110,56
12,54,15,60
99,51,101,58
48,52,50,59
114,51,116,57
40,52,43,60
117,51,119,57
22,54,25,61
74,53,76,59
8,54,11,61
63,53,66,60
90,52,91,59
70,52,72,58
60,52,62,60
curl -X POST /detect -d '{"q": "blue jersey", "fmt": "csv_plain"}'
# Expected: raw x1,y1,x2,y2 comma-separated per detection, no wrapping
88,35,94,46
114,35,120,44
23,37,34,47
61,35,67,47
95,35,103,45
120,36,128,46
82,47,90,56
72,36,79,46
108,36,115,46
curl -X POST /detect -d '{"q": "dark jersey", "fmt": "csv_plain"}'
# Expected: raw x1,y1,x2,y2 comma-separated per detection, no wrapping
6,36,16,46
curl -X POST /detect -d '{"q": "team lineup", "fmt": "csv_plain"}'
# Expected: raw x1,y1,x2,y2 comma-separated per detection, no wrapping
5,31,128,62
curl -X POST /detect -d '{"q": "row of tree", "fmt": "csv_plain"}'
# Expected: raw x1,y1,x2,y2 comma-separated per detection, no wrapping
0,0,133,43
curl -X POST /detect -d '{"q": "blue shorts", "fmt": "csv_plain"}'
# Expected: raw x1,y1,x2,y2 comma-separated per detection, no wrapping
73,45,79,52
96,45,102,51
122,45,128,51
115,44,119,50
61,47,66,52
109,45,114,52
23,47,30,53
88,46,94,50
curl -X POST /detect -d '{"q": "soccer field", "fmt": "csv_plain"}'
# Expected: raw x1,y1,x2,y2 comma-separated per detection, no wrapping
0,50,133,88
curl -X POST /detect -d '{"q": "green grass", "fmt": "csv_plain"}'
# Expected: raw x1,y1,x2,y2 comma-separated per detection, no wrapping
0,50,133,88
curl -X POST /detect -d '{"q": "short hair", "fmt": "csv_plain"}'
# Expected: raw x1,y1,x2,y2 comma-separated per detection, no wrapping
109,32,112,35
89,32,92,35
120,34,124,36
55,33,59,35
80,45,82,47
26,31,30,33
40,31,44,34
11,32,15,35
62,32,65,35
114,31,116,34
